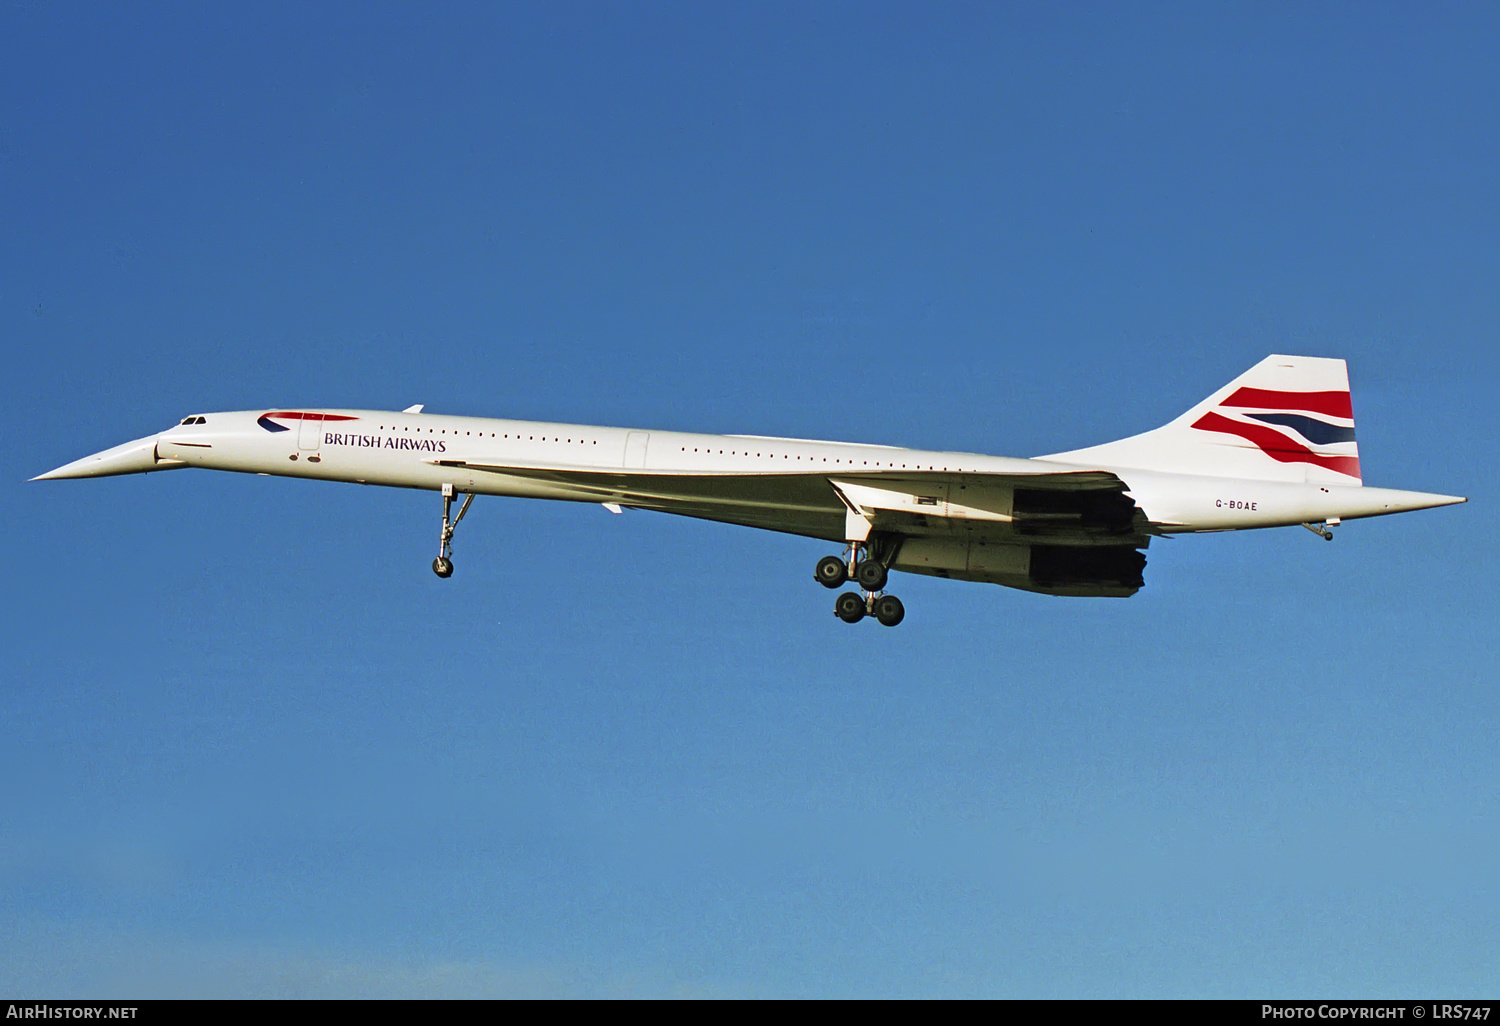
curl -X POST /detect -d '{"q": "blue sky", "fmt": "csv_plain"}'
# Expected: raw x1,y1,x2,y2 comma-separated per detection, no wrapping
2,2,1496,997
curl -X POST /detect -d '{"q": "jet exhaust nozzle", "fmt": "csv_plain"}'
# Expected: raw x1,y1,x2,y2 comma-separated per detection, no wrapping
31,435,185,481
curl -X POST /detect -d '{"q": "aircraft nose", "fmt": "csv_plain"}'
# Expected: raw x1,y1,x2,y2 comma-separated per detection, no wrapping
31,434,184,480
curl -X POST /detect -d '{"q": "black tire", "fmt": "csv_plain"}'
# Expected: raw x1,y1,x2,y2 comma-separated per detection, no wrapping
432,557,454,578
835,591,866,623
855,559,888,592
874,594,905,627
815,555,848,588
876,594,906,624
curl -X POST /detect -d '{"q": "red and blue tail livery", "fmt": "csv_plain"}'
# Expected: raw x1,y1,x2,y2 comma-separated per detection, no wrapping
1191,385,1360,481
1045,355,1369,487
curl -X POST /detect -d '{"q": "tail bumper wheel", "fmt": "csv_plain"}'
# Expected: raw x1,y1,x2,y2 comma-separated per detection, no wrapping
432,557,454,578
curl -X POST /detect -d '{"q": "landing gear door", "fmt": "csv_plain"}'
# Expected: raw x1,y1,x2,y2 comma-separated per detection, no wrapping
298,414,323,452
624,431,649,469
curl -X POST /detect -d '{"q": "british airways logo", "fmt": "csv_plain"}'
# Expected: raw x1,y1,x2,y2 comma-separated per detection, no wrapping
257,412,447,452
1191,388,1360,480
326,431,446,452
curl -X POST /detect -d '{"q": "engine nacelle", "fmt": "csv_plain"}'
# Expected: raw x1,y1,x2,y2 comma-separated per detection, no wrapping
892,538,1145,597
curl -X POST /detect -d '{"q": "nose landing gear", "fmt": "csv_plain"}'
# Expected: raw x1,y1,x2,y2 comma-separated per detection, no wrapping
433,483,474,578
817,539,905,627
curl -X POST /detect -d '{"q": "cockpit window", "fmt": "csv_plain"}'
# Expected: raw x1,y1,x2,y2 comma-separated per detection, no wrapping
180,417,194,425
179,416,207,425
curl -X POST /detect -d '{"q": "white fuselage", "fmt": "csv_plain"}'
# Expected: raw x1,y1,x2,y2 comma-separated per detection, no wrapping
80,408,1454,536
35,353,1464,613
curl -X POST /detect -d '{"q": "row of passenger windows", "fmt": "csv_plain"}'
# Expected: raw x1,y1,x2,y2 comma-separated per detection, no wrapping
377,426,596,443
328,425,947,467
678,445,952,470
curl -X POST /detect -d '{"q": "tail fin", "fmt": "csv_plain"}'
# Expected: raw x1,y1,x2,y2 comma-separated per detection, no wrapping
1041,355,1361,484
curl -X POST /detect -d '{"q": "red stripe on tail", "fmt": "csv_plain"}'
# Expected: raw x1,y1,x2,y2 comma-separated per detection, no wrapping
1220,388,1353,419
1192,412,1361,478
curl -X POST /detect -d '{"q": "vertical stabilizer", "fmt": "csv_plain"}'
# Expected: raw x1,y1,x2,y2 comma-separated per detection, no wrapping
1040,355,1361,484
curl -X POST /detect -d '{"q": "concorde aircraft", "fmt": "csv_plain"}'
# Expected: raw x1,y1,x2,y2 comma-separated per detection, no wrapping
34,355,1463,627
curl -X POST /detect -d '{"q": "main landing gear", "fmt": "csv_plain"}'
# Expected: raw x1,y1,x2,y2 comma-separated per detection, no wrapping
815,541,905,627
433,483,475,579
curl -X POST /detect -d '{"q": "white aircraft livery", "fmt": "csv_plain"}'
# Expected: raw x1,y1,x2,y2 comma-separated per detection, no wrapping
35,355,1464,627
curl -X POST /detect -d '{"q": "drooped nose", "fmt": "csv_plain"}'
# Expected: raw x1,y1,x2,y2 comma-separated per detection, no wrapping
31,434,186,480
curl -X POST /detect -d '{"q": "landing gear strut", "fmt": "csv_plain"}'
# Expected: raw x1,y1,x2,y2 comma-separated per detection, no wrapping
817,537,905,627
433,483,475,578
